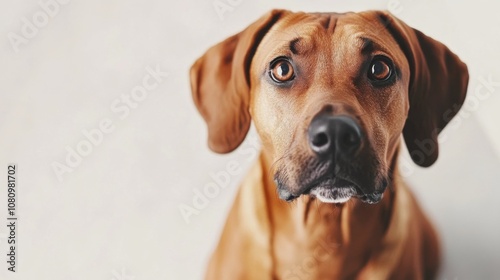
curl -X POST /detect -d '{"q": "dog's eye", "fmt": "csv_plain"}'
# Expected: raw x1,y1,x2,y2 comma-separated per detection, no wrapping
270,59,295,83
368,56,393,82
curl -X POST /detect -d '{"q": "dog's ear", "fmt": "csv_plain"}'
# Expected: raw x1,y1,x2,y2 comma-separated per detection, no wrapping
375,11,469,167
190,10,287,153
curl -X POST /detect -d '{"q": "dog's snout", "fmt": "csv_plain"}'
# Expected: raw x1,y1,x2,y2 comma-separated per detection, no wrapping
308,115,362,157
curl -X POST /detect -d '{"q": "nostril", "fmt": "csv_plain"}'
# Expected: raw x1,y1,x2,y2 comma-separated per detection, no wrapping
312,132,328,148
336,118,362,154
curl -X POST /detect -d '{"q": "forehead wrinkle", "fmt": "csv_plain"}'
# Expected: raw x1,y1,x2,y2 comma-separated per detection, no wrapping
289,38,301,55
357,35,393,55
264,33,316,58
359,37,375,54
289,37,316,55
337,22,396,56
267,16,330,51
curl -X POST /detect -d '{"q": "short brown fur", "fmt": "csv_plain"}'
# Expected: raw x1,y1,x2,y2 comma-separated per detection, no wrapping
190,10,468,280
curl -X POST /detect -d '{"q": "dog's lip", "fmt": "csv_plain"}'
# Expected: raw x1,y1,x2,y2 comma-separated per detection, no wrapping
277,187,299,202
303,176,361,195
303,176,385,204
358,192,384,204
309,185,357,203
303,177,357,202
276,175,386,204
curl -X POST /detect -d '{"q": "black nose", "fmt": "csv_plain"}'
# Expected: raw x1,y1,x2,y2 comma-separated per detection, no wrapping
308,115,362,157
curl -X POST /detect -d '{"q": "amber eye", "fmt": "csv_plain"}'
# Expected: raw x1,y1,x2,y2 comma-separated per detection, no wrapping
368,56,393,82
270,58,295,83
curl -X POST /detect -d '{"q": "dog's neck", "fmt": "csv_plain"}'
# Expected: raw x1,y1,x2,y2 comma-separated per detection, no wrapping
258,145,401,277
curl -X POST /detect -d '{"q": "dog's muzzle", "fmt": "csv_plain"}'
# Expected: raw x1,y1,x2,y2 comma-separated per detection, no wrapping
275,114,386,204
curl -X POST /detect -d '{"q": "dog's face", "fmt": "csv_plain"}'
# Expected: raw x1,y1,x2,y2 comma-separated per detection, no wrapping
250,13,410,203
190,10,468,204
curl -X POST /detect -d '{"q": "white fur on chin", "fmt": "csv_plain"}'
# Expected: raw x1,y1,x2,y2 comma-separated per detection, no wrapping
310,188,353,203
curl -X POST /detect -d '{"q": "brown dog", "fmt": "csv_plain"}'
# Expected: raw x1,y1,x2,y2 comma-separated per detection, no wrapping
190,10,468,279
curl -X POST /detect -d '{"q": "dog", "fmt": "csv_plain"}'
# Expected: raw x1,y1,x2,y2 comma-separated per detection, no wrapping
190,10,468,279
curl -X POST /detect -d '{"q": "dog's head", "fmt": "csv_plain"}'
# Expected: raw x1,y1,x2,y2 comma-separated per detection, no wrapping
190,10,468,204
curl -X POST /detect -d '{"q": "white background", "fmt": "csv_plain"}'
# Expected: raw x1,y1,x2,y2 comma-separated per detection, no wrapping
1,0,500,279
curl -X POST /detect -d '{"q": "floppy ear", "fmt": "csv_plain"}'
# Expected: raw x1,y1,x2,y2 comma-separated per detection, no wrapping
190,10,287,153
376,11,469,167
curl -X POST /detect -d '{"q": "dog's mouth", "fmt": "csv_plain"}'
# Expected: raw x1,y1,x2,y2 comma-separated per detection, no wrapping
277,176,385,204
305,177,357,203
274,148,387,205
